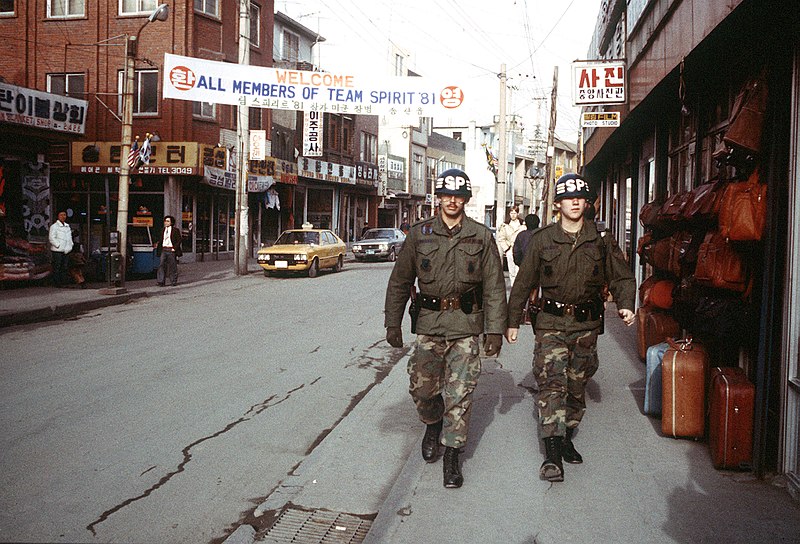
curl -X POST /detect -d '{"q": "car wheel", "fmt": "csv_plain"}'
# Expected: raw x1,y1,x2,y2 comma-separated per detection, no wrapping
307,258,319,278
388,248,397,262
334,255,343,272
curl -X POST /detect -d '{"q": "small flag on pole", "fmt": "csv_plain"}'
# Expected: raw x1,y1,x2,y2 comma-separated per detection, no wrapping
138,133,152,166
127,137,140,169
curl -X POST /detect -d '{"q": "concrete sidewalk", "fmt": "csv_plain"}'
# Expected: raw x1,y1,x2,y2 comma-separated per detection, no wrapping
231,307,800,544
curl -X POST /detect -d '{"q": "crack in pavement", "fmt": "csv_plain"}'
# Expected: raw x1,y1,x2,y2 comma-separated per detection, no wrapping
86,380,318,536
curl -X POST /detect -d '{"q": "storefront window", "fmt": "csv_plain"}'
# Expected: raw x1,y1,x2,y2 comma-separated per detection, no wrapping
307,187,333,230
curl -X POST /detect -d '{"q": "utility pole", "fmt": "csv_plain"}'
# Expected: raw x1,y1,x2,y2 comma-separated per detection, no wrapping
235,0,250,275
544,66,558,224
495,63,507,231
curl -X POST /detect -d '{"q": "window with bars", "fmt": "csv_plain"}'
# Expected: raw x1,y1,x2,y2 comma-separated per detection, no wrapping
47,73,86,99
120,0,157,15
48,0,84,17
118,69,160,115
194,0,217,17
283,31,299,63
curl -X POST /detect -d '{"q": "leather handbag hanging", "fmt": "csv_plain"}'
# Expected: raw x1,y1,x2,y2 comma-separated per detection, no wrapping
694,231,749,292
718,169,767,241
639,200,662,230
724,76,768,156
657,192,692,227
668,230,699,278
681,180,725,225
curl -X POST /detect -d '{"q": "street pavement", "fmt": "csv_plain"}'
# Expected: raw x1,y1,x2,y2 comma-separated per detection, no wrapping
3,265,800,543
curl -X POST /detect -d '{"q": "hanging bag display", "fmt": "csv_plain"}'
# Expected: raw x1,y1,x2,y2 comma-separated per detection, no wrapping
718,169,767,241
723,76,768,156
694,231,749,292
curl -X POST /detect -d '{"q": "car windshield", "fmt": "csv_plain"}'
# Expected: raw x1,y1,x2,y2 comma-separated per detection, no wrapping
276,231,319,245
363,229,395,240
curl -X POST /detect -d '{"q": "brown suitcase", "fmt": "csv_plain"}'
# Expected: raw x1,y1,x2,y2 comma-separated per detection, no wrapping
662,338,708,438
637,306,681,361
709,368,754,469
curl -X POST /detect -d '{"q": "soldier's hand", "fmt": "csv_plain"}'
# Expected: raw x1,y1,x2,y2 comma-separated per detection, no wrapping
483,333,503,357
619,309,635,326
505,327,519,343
386,326,403,347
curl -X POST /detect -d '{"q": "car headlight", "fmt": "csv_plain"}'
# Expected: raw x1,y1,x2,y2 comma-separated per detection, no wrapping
294,254,307,261
353,244,361,251
379,243,388,250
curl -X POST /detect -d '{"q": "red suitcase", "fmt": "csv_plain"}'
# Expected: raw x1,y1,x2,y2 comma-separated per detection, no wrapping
709,369,754,469
662,338,708,438
637,305,681,361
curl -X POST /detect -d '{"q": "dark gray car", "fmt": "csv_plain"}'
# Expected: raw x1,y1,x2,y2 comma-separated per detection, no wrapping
352,228,405,262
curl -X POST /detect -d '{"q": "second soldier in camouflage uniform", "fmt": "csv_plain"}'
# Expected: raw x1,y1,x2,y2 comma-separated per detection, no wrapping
506,173,635,482
385,168,507,488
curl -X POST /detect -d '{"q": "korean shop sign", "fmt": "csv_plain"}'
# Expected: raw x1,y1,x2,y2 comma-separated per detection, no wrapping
163,53,467,118
71,141,200,174
0,82,87,134
572,60,626,105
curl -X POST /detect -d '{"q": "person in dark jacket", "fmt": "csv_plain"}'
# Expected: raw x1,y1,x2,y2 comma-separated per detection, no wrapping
384,168,507,489
156,215,183,286
505,174,635,483
512,213,540,267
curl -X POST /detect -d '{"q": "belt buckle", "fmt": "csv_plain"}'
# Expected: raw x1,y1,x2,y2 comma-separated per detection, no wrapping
442,297,451,310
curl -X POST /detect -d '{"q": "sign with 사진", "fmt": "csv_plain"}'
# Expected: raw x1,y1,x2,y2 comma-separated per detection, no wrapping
162,54,466,117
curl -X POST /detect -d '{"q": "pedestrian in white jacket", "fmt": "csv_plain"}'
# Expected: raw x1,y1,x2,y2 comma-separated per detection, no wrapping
48,210,73,287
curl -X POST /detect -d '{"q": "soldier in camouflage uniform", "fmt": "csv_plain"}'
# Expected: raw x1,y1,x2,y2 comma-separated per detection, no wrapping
505,173,636,483
384,168,507,489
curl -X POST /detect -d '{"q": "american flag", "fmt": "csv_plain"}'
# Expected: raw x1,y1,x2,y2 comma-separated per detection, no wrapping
138,133,152,166
126,138,139,169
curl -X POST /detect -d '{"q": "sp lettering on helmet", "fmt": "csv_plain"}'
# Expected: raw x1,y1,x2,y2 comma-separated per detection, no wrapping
434,168,472,198
554,173,592,201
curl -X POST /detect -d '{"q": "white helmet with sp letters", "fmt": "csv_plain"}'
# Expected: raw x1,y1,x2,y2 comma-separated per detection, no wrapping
434,168,472,198
554,173,592,202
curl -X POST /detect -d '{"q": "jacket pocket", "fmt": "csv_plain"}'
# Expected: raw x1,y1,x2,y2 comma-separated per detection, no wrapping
456,242,483,283
415,244,439,287
582,244,605,288
539,248,561,287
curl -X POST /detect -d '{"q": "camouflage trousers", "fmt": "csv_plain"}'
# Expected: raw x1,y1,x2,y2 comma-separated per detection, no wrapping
408,334,481,449
532,329,599,438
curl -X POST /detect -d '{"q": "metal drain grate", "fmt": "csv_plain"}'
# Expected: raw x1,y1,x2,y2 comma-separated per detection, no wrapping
261,506,373,544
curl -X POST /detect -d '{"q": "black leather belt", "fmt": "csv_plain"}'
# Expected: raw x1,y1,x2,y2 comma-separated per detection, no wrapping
419,289,482,314
538,296,603,322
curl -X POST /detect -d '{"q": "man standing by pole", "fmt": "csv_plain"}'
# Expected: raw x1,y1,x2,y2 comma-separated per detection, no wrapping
384,168,507,488
505,173,635,483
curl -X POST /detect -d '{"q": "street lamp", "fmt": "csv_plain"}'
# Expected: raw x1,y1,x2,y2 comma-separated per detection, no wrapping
113,3,169,291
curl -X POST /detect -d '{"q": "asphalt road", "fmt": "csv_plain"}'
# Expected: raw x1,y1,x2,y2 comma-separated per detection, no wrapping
0,260,401,543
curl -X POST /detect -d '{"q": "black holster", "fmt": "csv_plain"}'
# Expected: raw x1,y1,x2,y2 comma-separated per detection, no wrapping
409,287,419,334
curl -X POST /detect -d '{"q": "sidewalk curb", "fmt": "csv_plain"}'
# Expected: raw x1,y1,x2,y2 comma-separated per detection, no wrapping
0,291,149,328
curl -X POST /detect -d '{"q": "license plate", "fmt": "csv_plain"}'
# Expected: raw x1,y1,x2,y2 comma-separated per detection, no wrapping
366,249,375,254
275,260,288,268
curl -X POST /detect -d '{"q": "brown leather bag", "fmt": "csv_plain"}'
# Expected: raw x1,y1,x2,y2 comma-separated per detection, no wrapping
668,230,698,277
724,76,768,155
651,237,673,273
718,169,767,241
694,232,749,292
657,192,692,226
662,338,708,438
639,201,662,229
681,180,724,224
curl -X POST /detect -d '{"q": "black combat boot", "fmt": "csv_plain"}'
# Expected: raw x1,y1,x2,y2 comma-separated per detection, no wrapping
540,437,564,482
421,420,443,462
443,447,463,488
562,427,583,464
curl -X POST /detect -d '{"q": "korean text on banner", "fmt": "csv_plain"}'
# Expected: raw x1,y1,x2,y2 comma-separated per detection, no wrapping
162,53,467,118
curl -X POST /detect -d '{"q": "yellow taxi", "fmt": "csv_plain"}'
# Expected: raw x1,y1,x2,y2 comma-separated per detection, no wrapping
256,223,346,278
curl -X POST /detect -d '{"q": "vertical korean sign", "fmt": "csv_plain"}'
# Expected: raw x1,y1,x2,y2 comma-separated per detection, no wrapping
303,111,323,157
572,60,626,105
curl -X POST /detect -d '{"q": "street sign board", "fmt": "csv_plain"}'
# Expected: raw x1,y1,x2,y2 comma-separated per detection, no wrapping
581,111,621,127
572,60,626,105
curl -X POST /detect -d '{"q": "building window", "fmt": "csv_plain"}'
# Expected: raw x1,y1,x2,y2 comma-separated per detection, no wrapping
120,0,157,15
47,73,85,99
394,54,404,76
249,2,260,48
343,125,351,153
360,132,377,163
48,0,84,17
249,108,263,130
194,0,217,17
452,131,462,141
193,101,215,119
413,153,423,181
328,115,339,149
118,69,159,115
283,31,299,63
0,0,15,15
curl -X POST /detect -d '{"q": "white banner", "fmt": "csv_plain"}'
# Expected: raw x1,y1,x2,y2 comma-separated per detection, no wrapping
303,111,324,157
163,53,467,117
